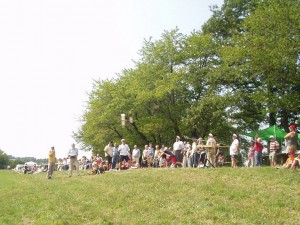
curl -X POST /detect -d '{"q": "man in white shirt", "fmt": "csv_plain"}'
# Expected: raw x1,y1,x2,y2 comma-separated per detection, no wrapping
67,143,80,177
173,136,184,164
118,139,130,162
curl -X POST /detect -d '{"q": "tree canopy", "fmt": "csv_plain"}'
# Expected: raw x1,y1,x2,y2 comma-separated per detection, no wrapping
75,0,300,154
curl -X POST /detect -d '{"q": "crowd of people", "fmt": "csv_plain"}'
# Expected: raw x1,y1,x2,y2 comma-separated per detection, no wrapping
43,124,298,179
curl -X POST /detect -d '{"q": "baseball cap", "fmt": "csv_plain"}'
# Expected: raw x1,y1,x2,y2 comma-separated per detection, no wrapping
269,135,275,139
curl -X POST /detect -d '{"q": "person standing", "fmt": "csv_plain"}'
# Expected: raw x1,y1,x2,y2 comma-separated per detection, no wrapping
154,145,164,168
269,135,280,167
247,141,255,167
148,143,155,160
104,141,113,169
173,136,184,164
284,124,298,155
47,146,56,179
229,134,239,168
132,145,141,167
118,139,130,162
142,145,152,167
111,143,119,170
68,143,80,177
206,134,216,167
254,136,264,167
191,138,198,168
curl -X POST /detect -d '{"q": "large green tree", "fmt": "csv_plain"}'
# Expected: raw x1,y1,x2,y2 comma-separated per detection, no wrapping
202,0,299,132
76,0,299,153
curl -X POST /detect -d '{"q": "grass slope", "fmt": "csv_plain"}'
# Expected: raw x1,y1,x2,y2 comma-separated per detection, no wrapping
0,168,299,225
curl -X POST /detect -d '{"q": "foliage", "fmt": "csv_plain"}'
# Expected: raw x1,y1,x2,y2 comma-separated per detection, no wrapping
75,0,300,153
0,150,9,169
215,0,300,131
9,159,26,169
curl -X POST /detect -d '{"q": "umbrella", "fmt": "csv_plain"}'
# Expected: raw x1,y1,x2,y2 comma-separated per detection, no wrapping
243,125,287,142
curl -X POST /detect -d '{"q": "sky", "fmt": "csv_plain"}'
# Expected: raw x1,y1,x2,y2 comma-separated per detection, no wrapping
0,0,224,159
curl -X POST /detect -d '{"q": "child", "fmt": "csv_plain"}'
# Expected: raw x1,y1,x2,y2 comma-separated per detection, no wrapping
217,153,225,167
88,161,99,175
248,141,255,167
281,154,295,169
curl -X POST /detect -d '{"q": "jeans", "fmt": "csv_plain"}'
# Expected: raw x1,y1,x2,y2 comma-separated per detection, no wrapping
255,151,262,167
112,156,119,169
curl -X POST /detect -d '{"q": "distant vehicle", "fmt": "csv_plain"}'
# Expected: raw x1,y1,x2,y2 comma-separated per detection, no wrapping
14,164,25,171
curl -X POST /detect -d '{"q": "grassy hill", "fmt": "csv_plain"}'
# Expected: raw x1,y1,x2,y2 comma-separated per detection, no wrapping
0,167,299,225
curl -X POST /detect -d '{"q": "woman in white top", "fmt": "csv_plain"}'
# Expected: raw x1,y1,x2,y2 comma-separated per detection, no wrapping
230,134,239,168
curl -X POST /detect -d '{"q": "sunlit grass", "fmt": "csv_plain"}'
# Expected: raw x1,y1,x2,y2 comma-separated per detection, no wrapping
1,167,299,225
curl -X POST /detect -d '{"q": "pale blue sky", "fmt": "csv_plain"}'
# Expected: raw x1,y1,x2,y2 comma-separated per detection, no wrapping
0,0,223,159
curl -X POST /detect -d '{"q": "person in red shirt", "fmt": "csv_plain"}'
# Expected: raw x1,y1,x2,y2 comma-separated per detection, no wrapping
254,135,264,167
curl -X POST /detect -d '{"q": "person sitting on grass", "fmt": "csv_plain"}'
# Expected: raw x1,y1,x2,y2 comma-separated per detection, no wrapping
88,161,99,175
159,153,167,168
280,152,295,169
103,161,109,171
217,152,225,167
130,161,140,169
291,152,300,169
120,160,129,170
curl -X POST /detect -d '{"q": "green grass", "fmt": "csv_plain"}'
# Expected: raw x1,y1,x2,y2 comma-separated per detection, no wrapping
1,167,299,225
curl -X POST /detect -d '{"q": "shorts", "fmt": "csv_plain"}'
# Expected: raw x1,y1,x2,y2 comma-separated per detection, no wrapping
231,154,237,159
269,151,276,160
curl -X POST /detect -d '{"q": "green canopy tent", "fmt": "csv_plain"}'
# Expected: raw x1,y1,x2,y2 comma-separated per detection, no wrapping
243,125,288,142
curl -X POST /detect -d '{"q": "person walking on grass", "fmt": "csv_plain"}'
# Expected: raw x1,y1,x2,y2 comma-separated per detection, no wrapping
47,146,56,179
68,143,80,177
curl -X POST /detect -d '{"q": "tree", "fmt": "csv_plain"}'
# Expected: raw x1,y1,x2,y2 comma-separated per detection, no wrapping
216,0,300,130
0,150,10,169
202,0,300,132
76,0,300,151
